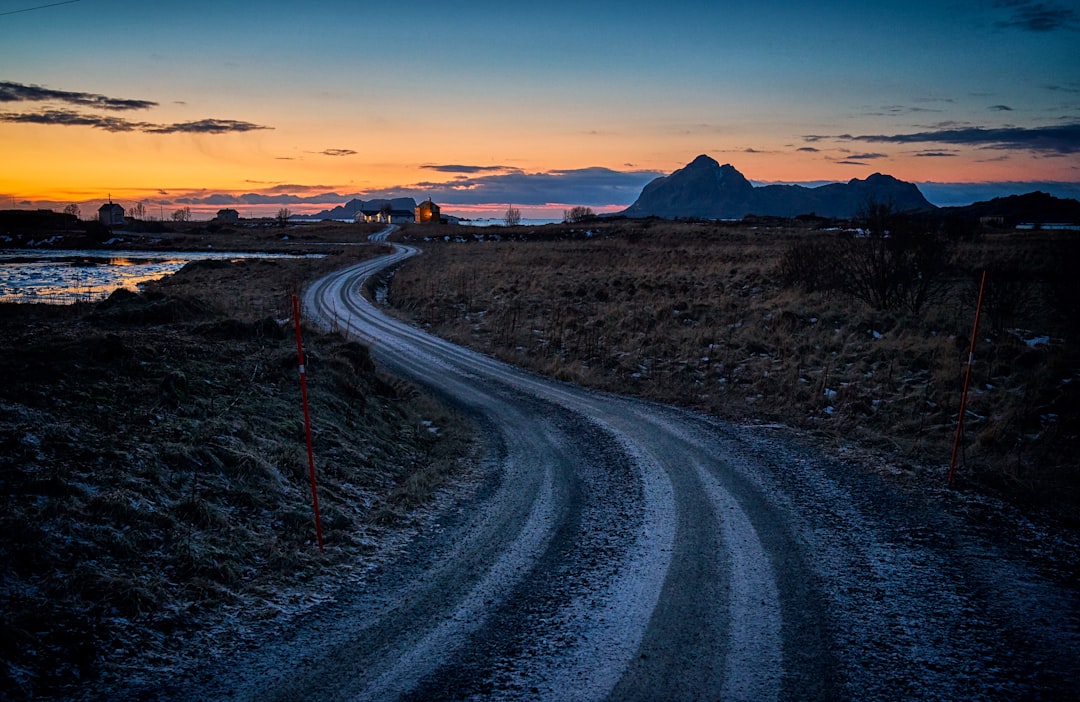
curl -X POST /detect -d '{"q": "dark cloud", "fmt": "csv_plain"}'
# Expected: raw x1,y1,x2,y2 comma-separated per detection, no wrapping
914,151,958,157
835,160,870,166
796,147,821,152
400,166,663,206
319,148,357,157
0,80,155,110
988,104,1014,111
994,1,1079,31
422,164,517,174
0,109,271,134
0,109,148,131
821,123,1080,154
841,152,888,160
146,119,270,134
200,167,663,209
176,191,348,206
0,81,269,134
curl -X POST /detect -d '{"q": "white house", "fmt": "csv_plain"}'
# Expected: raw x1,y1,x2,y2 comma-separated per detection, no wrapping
98,202,125,226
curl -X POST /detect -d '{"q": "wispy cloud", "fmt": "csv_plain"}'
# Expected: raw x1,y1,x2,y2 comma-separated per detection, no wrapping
422,164,518,174
0,1,81,17
0,80,155,110
808,123,1080,154
0,108,270,134
988,104,1015,111
914,151,959,157
994,0,1079,32
319,148,357,157
840,152,888,160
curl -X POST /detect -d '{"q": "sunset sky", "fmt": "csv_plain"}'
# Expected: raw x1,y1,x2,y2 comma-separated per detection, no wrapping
2,0,1078,218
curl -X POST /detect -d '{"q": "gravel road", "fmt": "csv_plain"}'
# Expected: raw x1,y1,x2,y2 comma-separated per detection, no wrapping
166,243,1078,700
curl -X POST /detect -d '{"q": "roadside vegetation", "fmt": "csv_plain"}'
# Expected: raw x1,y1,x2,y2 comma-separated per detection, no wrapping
0,249,475,698
389,218,1079,516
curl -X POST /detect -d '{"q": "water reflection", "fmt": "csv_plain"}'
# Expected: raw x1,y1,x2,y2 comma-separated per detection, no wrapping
0,250,316,304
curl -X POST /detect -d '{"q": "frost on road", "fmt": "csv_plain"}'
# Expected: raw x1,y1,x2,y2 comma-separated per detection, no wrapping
168,244,1077,701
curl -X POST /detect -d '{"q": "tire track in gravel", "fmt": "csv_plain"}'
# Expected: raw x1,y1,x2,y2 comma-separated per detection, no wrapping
292,244,804,700
164,241,1077,701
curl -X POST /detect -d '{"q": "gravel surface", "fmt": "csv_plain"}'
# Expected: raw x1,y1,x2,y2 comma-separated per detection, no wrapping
148,243,1078,701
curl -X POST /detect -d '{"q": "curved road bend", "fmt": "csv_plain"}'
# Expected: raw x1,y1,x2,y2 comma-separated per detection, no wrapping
171,242,1078,701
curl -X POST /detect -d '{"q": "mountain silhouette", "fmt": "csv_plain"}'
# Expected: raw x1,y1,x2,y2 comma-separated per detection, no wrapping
302,197,417,220
622,155,934,219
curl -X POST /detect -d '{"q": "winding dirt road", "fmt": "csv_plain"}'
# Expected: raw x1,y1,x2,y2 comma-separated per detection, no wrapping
172,242,1077,700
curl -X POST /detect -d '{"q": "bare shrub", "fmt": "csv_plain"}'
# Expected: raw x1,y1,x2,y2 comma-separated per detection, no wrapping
780,202,951,314
563,206,595,223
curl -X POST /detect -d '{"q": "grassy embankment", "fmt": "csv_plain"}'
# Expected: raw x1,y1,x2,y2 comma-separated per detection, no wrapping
388,219,1079,514
0,246,474,698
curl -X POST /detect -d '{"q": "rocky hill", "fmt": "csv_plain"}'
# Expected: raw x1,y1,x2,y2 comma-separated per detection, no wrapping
934,191,1080,225
301,197,417,221
622,155,934,219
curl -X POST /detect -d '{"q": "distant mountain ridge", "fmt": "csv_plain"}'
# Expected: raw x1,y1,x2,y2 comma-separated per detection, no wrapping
622,155,934,219
300,197,417,220
935,191,1080,224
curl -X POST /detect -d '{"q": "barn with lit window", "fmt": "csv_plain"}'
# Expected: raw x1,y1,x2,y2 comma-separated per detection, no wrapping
415,198,441,224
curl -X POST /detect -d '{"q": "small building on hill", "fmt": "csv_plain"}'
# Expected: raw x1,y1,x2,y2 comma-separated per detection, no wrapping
415,198,441,224
98,202,125,227
215,208,240,223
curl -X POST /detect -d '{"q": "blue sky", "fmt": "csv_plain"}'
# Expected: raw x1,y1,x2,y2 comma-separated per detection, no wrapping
1,0,1078,216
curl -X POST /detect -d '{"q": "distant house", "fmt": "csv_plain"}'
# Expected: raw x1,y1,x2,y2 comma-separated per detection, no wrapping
359,207,414,224
98,202,125,227
415,198,441,224
215,208,240,223
357,207,384,223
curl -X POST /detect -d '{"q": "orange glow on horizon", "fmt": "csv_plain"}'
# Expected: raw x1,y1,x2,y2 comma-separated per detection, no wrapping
3,113,1074,219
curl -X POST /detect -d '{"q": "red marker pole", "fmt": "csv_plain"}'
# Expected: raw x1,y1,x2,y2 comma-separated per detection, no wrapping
947,270,987,488
293,294,325,551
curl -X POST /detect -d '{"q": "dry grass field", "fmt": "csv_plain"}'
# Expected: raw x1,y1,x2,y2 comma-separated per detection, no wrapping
0,249,474,697
389,219,1079,514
